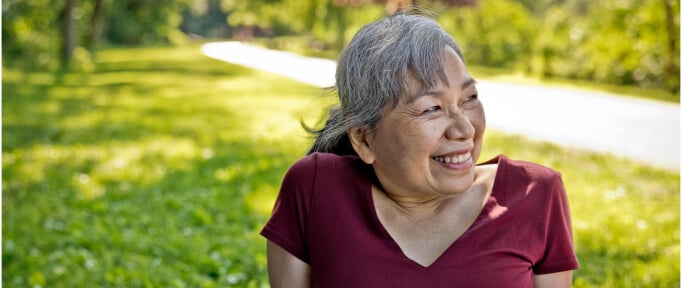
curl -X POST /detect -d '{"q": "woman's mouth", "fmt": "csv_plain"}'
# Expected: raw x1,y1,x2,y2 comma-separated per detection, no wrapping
431,151,471,164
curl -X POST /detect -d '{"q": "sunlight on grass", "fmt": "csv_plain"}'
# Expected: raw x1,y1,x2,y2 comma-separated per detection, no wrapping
245,184,278,217
4,137,203,200
3,44,678,287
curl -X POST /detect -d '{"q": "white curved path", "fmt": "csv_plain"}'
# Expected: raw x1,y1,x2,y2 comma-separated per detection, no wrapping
202,41,680,171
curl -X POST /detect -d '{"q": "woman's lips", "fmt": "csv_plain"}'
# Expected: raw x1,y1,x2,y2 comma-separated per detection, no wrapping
431,151,471,164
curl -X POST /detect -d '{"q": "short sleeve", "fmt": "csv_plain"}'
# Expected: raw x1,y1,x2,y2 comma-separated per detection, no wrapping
533,174,580,274
260,154,318,263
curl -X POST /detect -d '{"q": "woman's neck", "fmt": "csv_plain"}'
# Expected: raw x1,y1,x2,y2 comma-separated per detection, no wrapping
375,164,498,220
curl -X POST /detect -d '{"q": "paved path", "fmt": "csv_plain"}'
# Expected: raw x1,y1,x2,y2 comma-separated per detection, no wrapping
202,41,680,171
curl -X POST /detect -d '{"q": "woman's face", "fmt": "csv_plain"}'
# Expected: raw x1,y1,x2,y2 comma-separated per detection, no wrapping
361,46,486,197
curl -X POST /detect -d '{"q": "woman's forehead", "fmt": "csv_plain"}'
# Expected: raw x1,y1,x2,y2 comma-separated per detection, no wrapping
399,51,471,103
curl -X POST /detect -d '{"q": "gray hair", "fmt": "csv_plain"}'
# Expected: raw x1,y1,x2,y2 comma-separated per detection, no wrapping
308,13,465,155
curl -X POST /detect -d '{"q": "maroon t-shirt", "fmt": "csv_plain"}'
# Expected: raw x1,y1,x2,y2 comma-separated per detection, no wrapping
261,153,579,287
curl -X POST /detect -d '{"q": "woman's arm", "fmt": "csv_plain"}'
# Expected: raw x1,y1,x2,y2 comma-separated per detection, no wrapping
534,271,573,288
266,240,311,288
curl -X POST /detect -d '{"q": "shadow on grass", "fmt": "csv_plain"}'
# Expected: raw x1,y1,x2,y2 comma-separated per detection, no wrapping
3,90,234,149
3,47,263,150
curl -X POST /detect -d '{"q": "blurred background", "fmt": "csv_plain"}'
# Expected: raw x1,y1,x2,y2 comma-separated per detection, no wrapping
3,0,681,94
3,0,680,287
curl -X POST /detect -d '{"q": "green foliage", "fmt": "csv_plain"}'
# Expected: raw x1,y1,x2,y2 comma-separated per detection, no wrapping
2,0,194,70
3,45,679,287
454,0,675,94
246,0,681,93
103,0,193,45
439,0,537,68
221,0,384,50
532,0,680,92
437,0,680,93
2,0,64,69
2,0,101,69
180,0,231,38
4,0,678,93
222,0,312,34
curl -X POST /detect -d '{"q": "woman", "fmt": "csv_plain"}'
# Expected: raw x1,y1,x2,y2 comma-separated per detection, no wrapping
261,13,579,287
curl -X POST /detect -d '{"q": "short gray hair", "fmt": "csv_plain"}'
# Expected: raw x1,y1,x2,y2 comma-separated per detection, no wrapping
308,13,465,155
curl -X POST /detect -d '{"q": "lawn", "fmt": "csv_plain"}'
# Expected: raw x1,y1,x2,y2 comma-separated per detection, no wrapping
3,44,679,287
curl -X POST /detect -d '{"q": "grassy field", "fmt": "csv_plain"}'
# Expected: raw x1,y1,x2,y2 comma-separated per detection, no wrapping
3,44,679,287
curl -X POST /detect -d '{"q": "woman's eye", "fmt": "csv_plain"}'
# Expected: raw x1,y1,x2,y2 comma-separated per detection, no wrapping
423,106,441,114
462,94,479,108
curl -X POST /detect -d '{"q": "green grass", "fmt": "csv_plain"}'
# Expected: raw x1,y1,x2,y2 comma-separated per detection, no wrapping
3,45,679,287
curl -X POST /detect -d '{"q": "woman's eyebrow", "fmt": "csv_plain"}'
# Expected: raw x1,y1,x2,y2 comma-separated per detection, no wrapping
405,77,477,103
461,77,477,90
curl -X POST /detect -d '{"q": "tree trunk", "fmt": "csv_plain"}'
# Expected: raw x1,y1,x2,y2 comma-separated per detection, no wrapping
662,0,678,83
61,0,76,70
86,0,105,53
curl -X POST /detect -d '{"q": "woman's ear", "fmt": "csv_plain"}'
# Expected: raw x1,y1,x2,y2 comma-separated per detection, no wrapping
348,126,376,164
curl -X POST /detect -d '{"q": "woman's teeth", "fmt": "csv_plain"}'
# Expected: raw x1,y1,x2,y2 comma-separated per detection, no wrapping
432,152,471,164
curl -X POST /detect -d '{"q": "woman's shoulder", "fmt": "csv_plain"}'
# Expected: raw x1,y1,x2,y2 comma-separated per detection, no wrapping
483,155,564,201
290,152,363,168
280,153,374,204
485,154,561,182
286,152,369,180
486,155,567,210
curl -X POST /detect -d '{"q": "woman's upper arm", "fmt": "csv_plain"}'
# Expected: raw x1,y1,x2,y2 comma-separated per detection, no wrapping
534,271,573,288
267,240,311,288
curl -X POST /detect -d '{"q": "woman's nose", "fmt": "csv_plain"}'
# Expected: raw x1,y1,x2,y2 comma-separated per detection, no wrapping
445,108,475,140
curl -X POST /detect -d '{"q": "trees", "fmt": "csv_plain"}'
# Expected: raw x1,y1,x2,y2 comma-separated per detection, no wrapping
3,0,678,92
438,0,679,93
59,0,79,70
221,0,384,49
85,0,105,52
439,0,536,68
3,0,193,70
3,0,65,69
180,0,231,39
530,0,680,91
663,0,680,91
104,0,193,45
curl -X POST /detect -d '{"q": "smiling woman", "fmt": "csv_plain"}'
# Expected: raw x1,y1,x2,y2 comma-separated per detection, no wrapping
352,47,484,202
261,12,579,287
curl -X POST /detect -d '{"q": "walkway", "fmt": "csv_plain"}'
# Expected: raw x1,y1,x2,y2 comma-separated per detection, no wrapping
201,41,680,171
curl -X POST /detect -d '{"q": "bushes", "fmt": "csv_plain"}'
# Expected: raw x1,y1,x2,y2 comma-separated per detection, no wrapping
439,0,680,93
440,0,537,69
3,0,679,93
